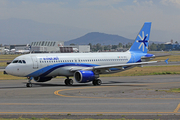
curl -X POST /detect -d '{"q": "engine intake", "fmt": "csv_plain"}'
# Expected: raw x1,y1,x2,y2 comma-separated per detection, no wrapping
74,70,97,83
34,77,52,82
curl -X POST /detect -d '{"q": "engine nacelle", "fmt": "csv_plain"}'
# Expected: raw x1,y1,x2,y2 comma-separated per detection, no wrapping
74,70,96,83
34,77,52,82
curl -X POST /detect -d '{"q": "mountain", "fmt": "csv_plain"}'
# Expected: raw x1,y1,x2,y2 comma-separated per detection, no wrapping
0,18,164,45
64,32,162,45
0,18,89,45
65,32,134,45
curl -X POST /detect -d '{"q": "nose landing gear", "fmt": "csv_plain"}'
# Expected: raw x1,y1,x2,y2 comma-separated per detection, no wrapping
26,77,33,87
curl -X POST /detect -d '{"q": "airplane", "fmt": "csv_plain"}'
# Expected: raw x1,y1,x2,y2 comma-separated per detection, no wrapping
4,49,10,52
10,49,15,52
15,49,30,54
5,22,164,87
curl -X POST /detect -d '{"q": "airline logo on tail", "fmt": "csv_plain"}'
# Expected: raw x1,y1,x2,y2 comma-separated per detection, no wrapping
129,22,151,53
136,31,149,52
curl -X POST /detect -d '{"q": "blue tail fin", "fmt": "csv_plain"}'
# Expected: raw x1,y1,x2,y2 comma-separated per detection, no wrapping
129,22,151,53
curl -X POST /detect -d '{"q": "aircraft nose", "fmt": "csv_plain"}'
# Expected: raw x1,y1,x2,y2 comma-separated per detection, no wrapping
5,66,10,74
5,65,12,75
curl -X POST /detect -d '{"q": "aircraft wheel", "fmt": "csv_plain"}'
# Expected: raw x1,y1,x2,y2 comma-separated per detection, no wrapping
96,79,102,86
92,79,102,86
92,80,96,86
26,83,32,87
65,79,73,86
68,79,73,86
64,79,68,85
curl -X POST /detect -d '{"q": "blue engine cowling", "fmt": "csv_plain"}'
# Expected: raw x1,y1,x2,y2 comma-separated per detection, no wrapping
74,70,95,83
34,77,52,82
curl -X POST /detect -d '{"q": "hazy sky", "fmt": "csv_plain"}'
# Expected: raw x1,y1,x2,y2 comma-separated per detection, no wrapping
0,0,180,42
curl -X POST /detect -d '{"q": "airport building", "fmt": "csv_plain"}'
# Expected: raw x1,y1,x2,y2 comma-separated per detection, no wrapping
30,41,90,53
1,41,90,54
60,45,90,53
0,46,4,54
4,44,27,50
30,41,64,53
164,40,180,51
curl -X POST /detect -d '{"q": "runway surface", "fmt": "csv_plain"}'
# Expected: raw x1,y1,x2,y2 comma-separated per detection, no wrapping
1,75,180,117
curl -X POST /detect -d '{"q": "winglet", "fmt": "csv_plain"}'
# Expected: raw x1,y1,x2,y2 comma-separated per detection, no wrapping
165,58,169,64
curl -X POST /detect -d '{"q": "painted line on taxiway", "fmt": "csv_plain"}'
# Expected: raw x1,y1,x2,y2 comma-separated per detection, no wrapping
54,85,180,99
174,103,180,113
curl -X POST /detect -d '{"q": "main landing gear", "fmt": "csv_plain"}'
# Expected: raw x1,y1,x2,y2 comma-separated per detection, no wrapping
64,77,73,86
64,77,102,86
92,79,102,86
26,77,32,87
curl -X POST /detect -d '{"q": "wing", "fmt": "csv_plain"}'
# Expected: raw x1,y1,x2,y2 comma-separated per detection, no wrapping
70,61,157,74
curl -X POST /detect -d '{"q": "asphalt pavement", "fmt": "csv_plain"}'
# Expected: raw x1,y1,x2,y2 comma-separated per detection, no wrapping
1,75,180,119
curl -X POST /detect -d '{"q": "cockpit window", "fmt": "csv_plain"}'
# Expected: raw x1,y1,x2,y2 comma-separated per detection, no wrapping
12,60,26,64
12,60,18,63
18,60,22,63
22,60,26,63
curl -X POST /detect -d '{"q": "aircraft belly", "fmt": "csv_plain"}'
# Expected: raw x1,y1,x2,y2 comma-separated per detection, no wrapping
45,67,75,77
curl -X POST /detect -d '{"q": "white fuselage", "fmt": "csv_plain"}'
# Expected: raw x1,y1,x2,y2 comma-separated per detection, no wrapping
5,51,135,77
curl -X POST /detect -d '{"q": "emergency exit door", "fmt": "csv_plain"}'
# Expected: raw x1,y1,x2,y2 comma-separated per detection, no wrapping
31,56,38,69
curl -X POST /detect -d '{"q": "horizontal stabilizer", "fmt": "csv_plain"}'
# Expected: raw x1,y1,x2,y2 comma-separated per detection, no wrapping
165,58,169,64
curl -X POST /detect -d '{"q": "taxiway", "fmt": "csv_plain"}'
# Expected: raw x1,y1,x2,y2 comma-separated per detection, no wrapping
1,75,180,116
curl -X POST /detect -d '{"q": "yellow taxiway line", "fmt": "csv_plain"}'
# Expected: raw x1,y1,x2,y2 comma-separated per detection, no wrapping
54,86,180,99
174,103,180,113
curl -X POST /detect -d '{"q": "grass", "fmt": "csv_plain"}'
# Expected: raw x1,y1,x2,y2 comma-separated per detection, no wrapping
0,71,26,80
163,88,180,93
100,65,180,77
148,51,180,62
0,62,7,67
152,55,180,62
0,54,20,67
0,54,20,58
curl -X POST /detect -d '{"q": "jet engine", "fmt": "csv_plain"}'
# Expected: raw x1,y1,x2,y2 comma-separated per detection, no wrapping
74,70,98,83
34,77,52,82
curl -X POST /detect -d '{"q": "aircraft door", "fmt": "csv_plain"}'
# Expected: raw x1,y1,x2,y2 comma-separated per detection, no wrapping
31,56,38,69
